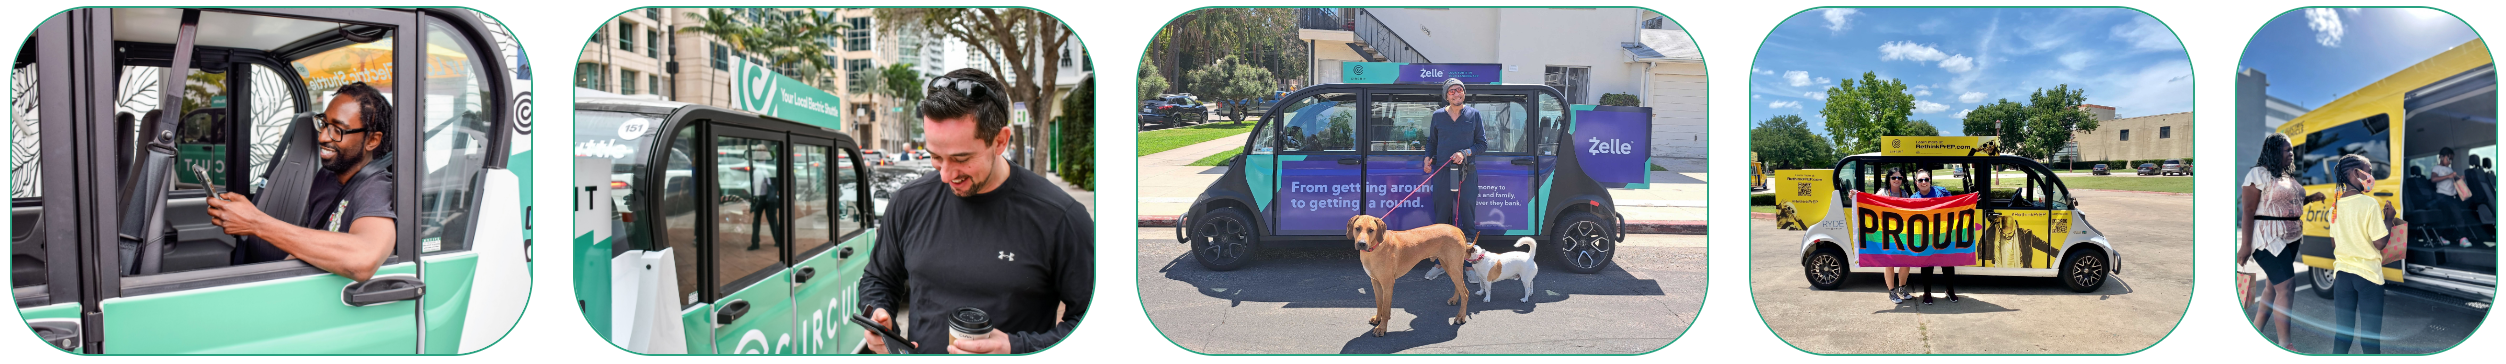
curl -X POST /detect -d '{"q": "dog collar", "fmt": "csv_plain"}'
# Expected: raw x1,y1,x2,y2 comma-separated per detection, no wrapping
1467,251,1485,263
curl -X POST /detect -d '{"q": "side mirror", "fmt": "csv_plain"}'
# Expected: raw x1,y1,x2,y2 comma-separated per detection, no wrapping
2068,197,2080,207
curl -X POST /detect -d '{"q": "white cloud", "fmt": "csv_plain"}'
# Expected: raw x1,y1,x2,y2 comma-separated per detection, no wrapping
1952,109,1973,119
1881,41,1975,72
1784,71,1830,87
1939,55,1976,73
2059,51,2097,70
1752,94,1762,99
2110,16,2182,52
1752,68,1776,75
1878,41,1952,61
2307,8,2344,47
1770,101,1803,109
1805,92,1827,101
1913,89,1932,97
1915,100,1950,114
1958,91,1987,103
1824,9,1860,32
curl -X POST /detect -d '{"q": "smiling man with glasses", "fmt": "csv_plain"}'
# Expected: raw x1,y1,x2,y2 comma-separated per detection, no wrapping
203,81,399,282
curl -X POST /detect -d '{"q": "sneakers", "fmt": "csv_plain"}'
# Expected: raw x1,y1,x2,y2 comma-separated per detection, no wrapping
1888,287,1905,304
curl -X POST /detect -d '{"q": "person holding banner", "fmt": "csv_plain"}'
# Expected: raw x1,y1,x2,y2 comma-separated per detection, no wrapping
2328,154,2402,354
1881,169,1916,303
1425,78,1488,230
1910,169,1960,304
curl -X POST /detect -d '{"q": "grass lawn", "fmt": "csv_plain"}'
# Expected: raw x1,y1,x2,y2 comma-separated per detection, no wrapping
1137,122,1257,156
1749,205,1779,215
1189,149,1242,166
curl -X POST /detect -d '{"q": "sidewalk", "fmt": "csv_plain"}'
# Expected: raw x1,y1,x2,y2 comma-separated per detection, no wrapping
1134,132,1707,234
1045,171,1096,216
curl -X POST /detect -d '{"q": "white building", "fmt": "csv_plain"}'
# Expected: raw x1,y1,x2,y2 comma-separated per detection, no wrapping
1297,8,1706,160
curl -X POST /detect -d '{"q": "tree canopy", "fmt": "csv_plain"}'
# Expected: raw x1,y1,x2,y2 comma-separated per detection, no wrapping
1819,72,1916,154
1750,114,1836,171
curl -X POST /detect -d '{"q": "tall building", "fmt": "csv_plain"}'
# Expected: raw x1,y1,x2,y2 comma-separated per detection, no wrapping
576,8,673,100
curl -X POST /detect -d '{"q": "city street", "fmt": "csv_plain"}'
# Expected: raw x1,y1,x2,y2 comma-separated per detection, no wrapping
1749,189,2193,354
1137,228,1704,354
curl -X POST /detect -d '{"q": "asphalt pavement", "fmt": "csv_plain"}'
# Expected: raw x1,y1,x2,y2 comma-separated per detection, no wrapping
1137,228,1706,354
1749,189,2193,354
2241,268,2490,354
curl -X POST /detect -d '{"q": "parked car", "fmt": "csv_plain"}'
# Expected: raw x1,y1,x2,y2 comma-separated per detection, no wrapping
1139,94,1208,127
2159,159,2191,176
2136,163,2159,176
2092,164,2111,175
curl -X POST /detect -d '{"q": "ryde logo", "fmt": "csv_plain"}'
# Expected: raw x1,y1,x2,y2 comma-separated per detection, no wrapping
1586,137,1635,155
734,59,779,115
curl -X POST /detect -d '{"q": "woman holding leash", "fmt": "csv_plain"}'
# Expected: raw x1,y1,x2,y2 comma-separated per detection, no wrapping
2328,154,2401,354
2241,133,2320,350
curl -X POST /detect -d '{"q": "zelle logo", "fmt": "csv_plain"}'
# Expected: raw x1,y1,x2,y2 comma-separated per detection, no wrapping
1417,68,1445,79
1585,137,1634,155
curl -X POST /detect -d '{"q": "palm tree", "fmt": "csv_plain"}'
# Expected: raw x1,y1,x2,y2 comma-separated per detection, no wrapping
678,9,754,105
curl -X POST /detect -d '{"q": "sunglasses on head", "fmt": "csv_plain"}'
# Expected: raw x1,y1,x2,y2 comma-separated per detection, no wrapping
927,76,993,101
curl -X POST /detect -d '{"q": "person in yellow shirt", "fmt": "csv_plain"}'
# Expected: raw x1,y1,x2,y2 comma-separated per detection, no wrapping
2327,154,2400,354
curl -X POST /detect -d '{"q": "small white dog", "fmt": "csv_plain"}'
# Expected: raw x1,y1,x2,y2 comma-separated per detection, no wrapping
1423,237,1539,302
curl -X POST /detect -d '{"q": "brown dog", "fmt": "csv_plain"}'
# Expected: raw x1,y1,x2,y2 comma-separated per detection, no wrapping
1346,215,1474,337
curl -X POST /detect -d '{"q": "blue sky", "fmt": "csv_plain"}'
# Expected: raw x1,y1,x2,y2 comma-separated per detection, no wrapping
2240,8,2478,116
1750,8,2194,136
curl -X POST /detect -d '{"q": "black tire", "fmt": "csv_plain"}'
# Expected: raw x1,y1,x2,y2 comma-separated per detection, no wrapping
1188,207,1259,271
2310,263,2337,300
2060,248,2111,293
1805,245,1848,290
1549,211,1617,274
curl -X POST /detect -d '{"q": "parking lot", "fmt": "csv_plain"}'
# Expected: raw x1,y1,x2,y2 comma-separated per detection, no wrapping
1749,189,2193,354
1138,228,1705,354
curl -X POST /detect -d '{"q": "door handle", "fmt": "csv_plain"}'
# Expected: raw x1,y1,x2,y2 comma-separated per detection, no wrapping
1337,158,1361,165
715,299,751,324
794,266,818,284
1511,158,1536,166
341,275,425,307
838,246,856,259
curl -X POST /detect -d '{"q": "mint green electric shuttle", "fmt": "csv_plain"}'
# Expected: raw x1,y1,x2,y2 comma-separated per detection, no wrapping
573,95,877,354
10,8,535,354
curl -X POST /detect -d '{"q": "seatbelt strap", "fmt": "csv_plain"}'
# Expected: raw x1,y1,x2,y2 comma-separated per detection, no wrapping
114,9,200,276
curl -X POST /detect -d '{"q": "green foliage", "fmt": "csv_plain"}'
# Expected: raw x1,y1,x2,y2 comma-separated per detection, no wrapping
1903,119,1940,137
1054,77,1095,190
1958,85,2097,160
2022,85,2097,160
1819,72,1916,154
1149,8,1307,93
1750,114,1836,170
1960,98,2027,150
1599,93,1642,107
1138,57,1169,101
1184,55,1275,122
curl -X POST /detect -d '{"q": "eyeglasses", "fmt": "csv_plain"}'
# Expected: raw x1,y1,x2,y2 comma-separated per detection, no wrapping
314,119,379,140
927,76,993,101
1917,178,1932,183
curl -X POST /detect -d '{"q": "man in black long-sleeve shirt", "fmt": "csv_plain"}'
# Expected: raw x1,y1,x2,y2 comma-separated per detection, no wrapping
858,68,1093,354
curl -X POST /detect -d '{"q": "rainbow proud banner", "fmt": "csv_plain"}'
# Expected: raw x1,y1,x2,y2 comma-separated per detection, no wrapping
1854,192,1982,267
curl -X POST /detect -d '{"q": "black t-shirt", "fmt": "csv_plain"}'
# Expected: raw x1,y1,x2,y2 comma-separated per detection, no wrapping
232,168,397,265
858,164,1093,354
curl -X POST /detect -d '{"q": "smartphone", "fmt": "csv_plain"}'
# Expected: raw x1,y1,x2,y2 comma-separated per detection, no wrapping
192,165,227,200
848,313,915,354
